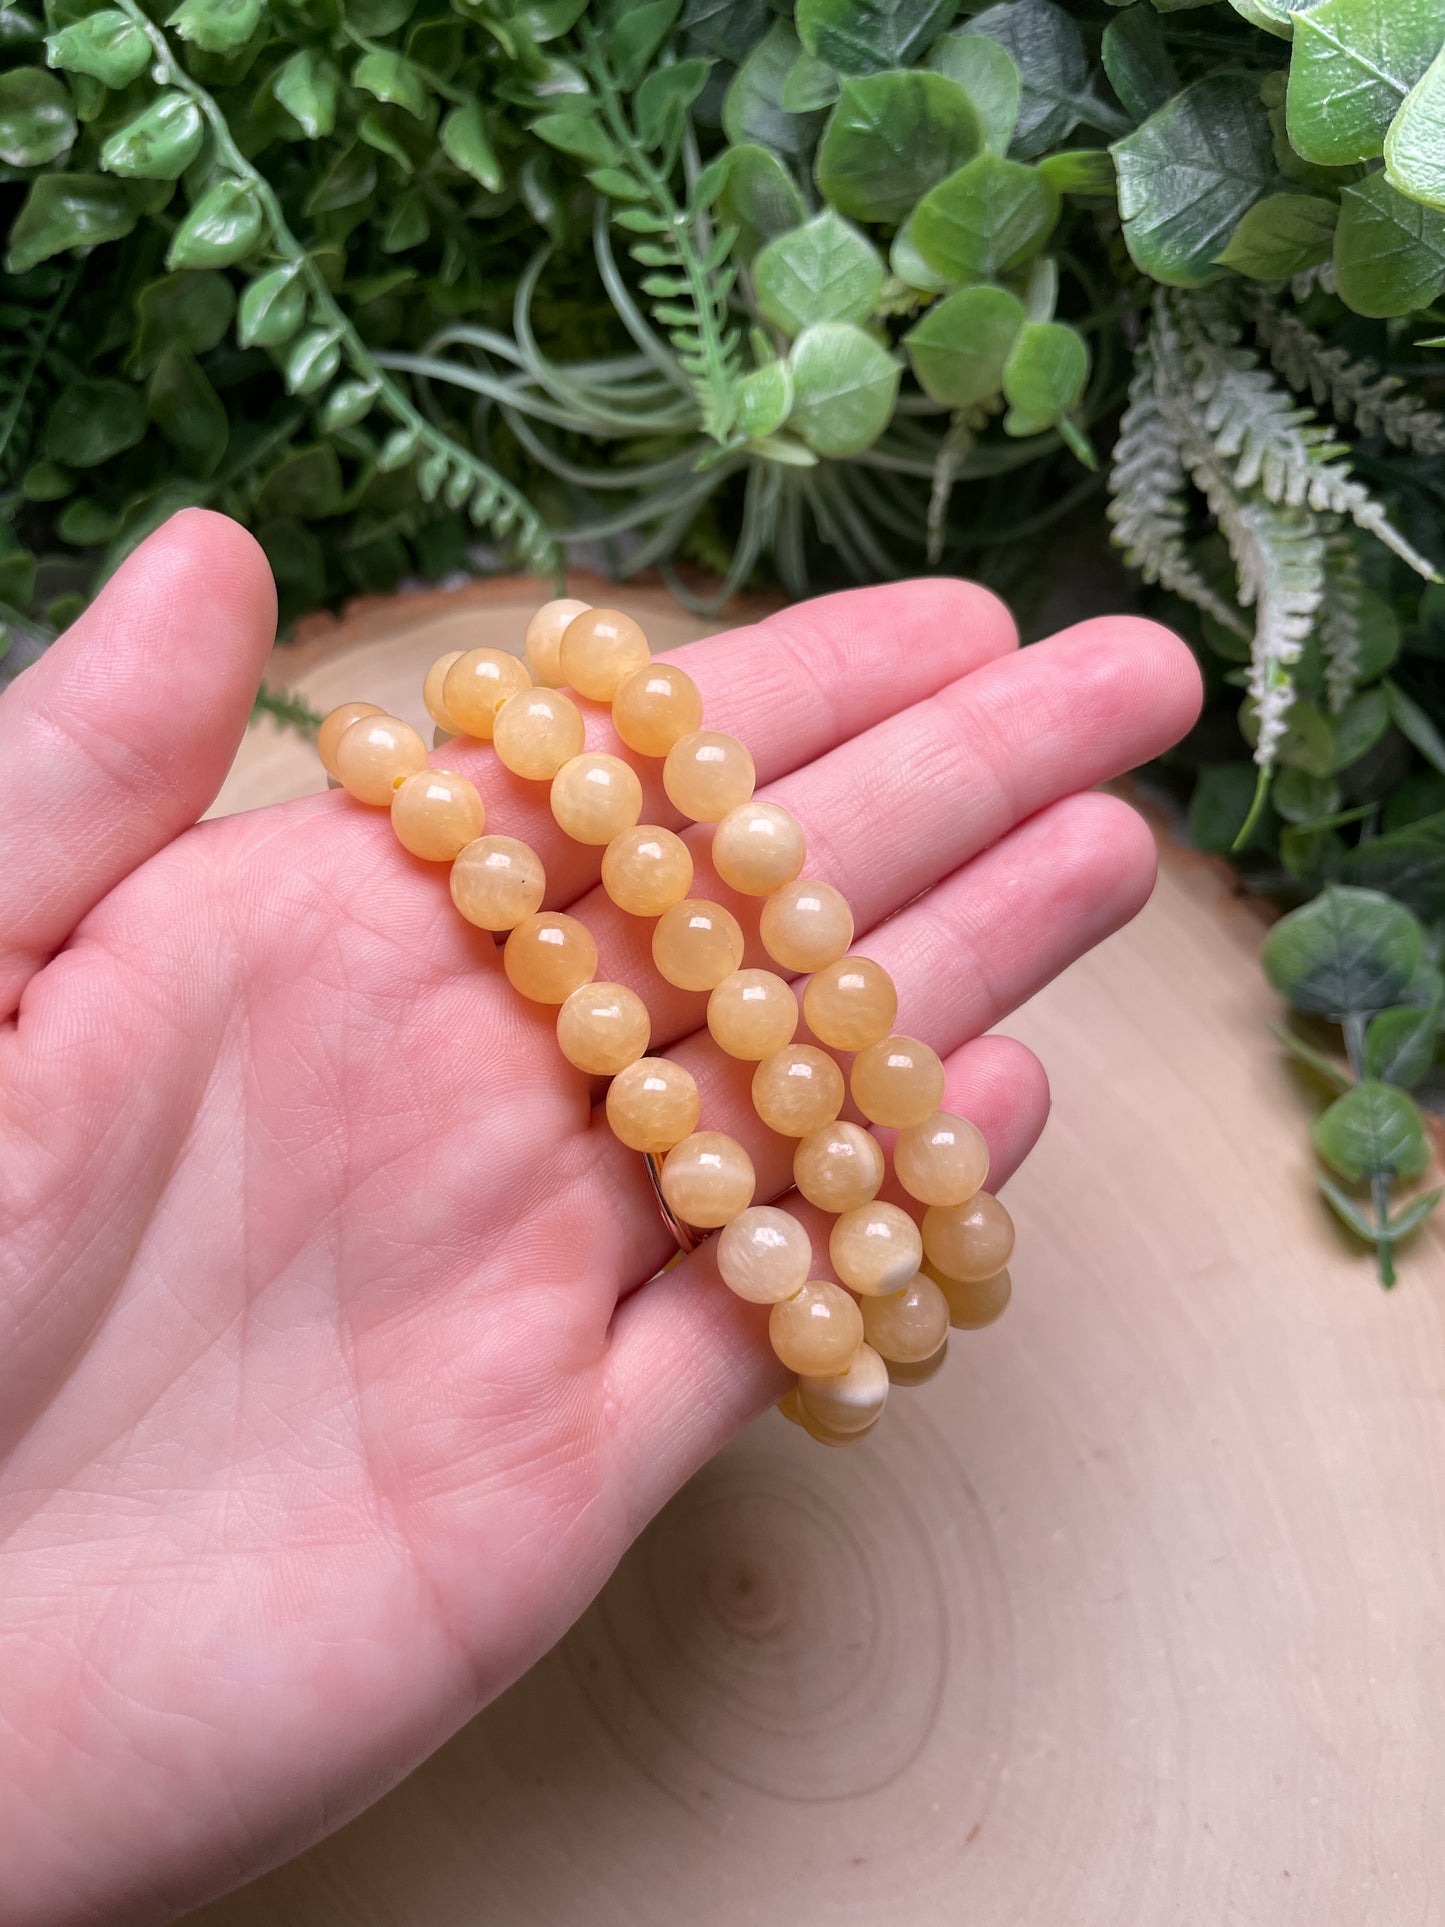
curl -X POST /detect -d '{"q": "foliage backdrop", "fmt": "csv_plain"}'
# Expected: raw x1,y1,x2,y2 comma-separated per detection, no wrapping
2,0,1443,1270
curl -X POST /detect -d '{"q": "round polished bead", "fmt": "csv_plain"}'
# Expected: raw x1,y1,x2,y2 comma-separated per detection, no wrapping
318,700,382,780
861,1273,950,1365
551,752,643,846
612,660,704,757
450,834,545,931
930,1262,1012,1331
333,714,428,805
921,1191,1015,1282
560,606,650,702
711,800,806,897
887,1336,949,1387
662,731,756,823
423,651,464,730
556,981,651,1075
776,1386,806,1428
605,1056,701,1154
390,768,486,861
525,598,591,687
802,956,898,1052
850,1034,946,1130
793,1121,884,1213
716,1205,812,1304
895,1110,989,1208
751,1045,846,1139
707,970,799,1061
503,911,598,1005
760,877,854,974
799,1406,880,1447
652,897,744,992
601,824,694,917
659,1131,756,1229
444,648,531,740
492,687,585,780
768,1281,864,1377
799,1343,889,1436
829,1201,923,1298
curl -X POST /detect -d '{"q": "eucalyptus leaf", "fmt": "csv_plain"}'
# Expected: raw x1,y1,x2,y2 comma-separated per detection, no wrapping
905,283,1026,406
1339,818,1445,922
714,140,806,259
1261,884,1425,1017
1312,1079,1432,1183
962,0,1089,158
1216,193,1337,279
927,32,1020,154
816,71,982,227
1101,7,1176,125
780,49,841,114
796,0,955,76
1364,1003,1441,1088
1334,170,1445,317
788,320,900,457
723,22,824,157
912,151,1060,283
1002,318,1089,427
1287,0,1445,168
754,210,883,334
736,357,793,438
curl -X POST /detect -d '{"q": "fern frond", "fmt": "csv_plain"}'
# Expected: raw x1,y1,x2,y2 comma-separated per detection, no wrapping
1319,525,1369,716
1107,344,1249,635
1251,304,1445,459
1172,291,1439,583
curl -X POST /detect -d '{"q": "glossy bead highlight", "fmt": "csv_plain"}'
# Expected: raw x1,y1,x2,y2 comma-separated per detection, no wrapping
711,801,806,896
793,1121,885,1213
860,1273,950,1365
802,956,898,1052
760,877,854,973
659,1131,756,1228
652,898,745,992
716,1205,812,1304
390,769,486,860
601,824,694,917
450,834,546,931
612,660,704,757
850,1034,946,1130
333,714,428,804
492,687,585,780
828,1202,922,1297
503,912,599,1004
751,1045,846,1138
605,1056,701,1154
706,970,799,1061
663,730,756,822
768,1281,864,1376
895,1110,989,1207
551,752,643,846
443,648,531,740
525,597,590,687
318,700,382,779
560,606,650,702
556,981,651,1075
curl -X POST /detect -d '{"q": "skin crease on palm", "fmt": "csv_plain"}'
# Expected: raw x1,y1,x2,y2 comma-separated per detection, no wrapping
0,510,1202,1924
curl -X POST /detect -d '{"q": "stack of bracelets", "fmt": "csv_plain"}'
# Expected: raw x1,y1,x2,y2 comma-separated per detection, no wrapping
316,600,1015,1448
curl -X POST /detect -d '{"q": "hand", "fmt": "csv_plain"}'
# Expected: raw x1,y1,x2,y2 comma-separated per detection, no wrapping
0,512,1200,1923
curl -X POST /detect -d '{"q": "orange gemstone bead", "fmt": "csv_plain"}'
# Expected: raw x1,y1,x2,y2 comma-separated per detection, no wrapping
492,687,585,780
860,1273,949,1365
659,1131,756,1228
706,969,799,1060
560,606,650,702
550,752,643,846
929,1263,1012,1331
525,598,591,687
333,714,428,805
751,1045,846,1138
390,768,486,860
802,956,898,1052
711,801,806,896
760,877,854,973
423,652,464,730
662,731,756,823
793,1121,884,1212
318,700,382,779
828,1202,922,1297
601,824,694,917
850,1034,946,1129
450,834,546,931
556,981,651,1075
921,1191,1015,1281
716,1205,813,1303
895,1110,989,1208
503,912,599,1004
444,648,531,740
768,1281,864,1376
605,1056,701,1154
652,898,745,992
612,661,704,757
798,1343,889,1435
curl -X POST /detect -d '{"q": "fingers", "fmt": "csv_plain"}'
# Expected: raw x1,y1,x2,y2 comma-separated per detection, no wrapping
601,1032,1049,1535
560,615,1197,1050
417,578,1019,906
0,511,276,1021
588,786,1156,1291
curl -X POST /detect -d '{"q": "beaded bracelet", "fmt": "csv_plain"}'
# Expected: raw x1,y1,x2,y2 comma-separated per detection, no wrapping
316,599,1015,1447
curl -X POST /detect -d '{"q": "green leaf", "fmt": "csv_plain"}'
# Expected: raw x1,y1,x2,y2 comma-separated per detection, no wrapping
911,151,1059,283
1313,1080,1432,1183
905,283,1025,406
1037,148,1116,195
928,33,1020,154
21,458,73,502
1385,678,1445,776
283,327,342,396
815,70,982,227
167,179,263,269
736,357,793,438
0,66,74,169
1240,691,1336,774
1339,817,1445,922
439,102,500,189
1229,0,1314,36
788,320,900,457
45,10,149,87
889,210,952,291
1261,883,1425,1017
316,379,379,434
167,0,261,52
1190,762,1271,853
754,210,884,334
723,22,825,157
715,141,807,260
256,443,343,518
1101,6,1177,125
1315,1169,1384,1244
43,376,146,467
1364,1003,1441,1088
1002,318,1089,428
5,172,147,273
1216,193,1337,278
1113,76,1278,286
57,497,119,546
238,263,305,348
147,343,226,476
1272,1020,1352,1093
1273,768,1341,823
796,0,955,75
962,0,1089,158
781,48,841,113
1334,169,1445,316
352,51,429,121
610,0,683,90
273,48,340,140
636,57,711,155
531,111,619,168
100,94,204,181
128,268,234,375
1385,45,1445,210
1328,685,1391,772
1384,1186,1444,1241
1287,0,1445,168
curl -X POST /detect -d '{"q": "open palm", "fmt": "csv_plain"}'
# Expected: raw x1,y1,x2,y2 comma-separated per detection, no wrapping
0,513,1200,1924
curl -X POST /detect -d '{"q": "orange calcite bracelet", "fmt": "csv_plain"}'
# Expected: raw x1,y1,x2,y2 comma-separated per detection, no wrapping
317,596,1014,1445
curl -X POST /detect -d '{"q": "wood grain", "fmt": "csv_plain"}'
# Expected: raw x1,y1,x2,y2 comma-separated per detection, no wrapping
192,579,1445,1927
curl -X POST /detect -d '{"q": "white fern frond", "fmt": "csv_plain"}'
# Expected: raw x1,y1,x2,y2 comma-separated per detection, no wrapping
1107,345,1248,635
1252,304,1445,458
1171,291,1440,582
1319,526,1369,716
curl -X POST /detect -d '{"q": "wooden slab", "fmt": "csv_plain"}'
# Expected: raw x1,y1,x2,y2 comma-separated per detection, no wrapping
192,580,1445,1927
